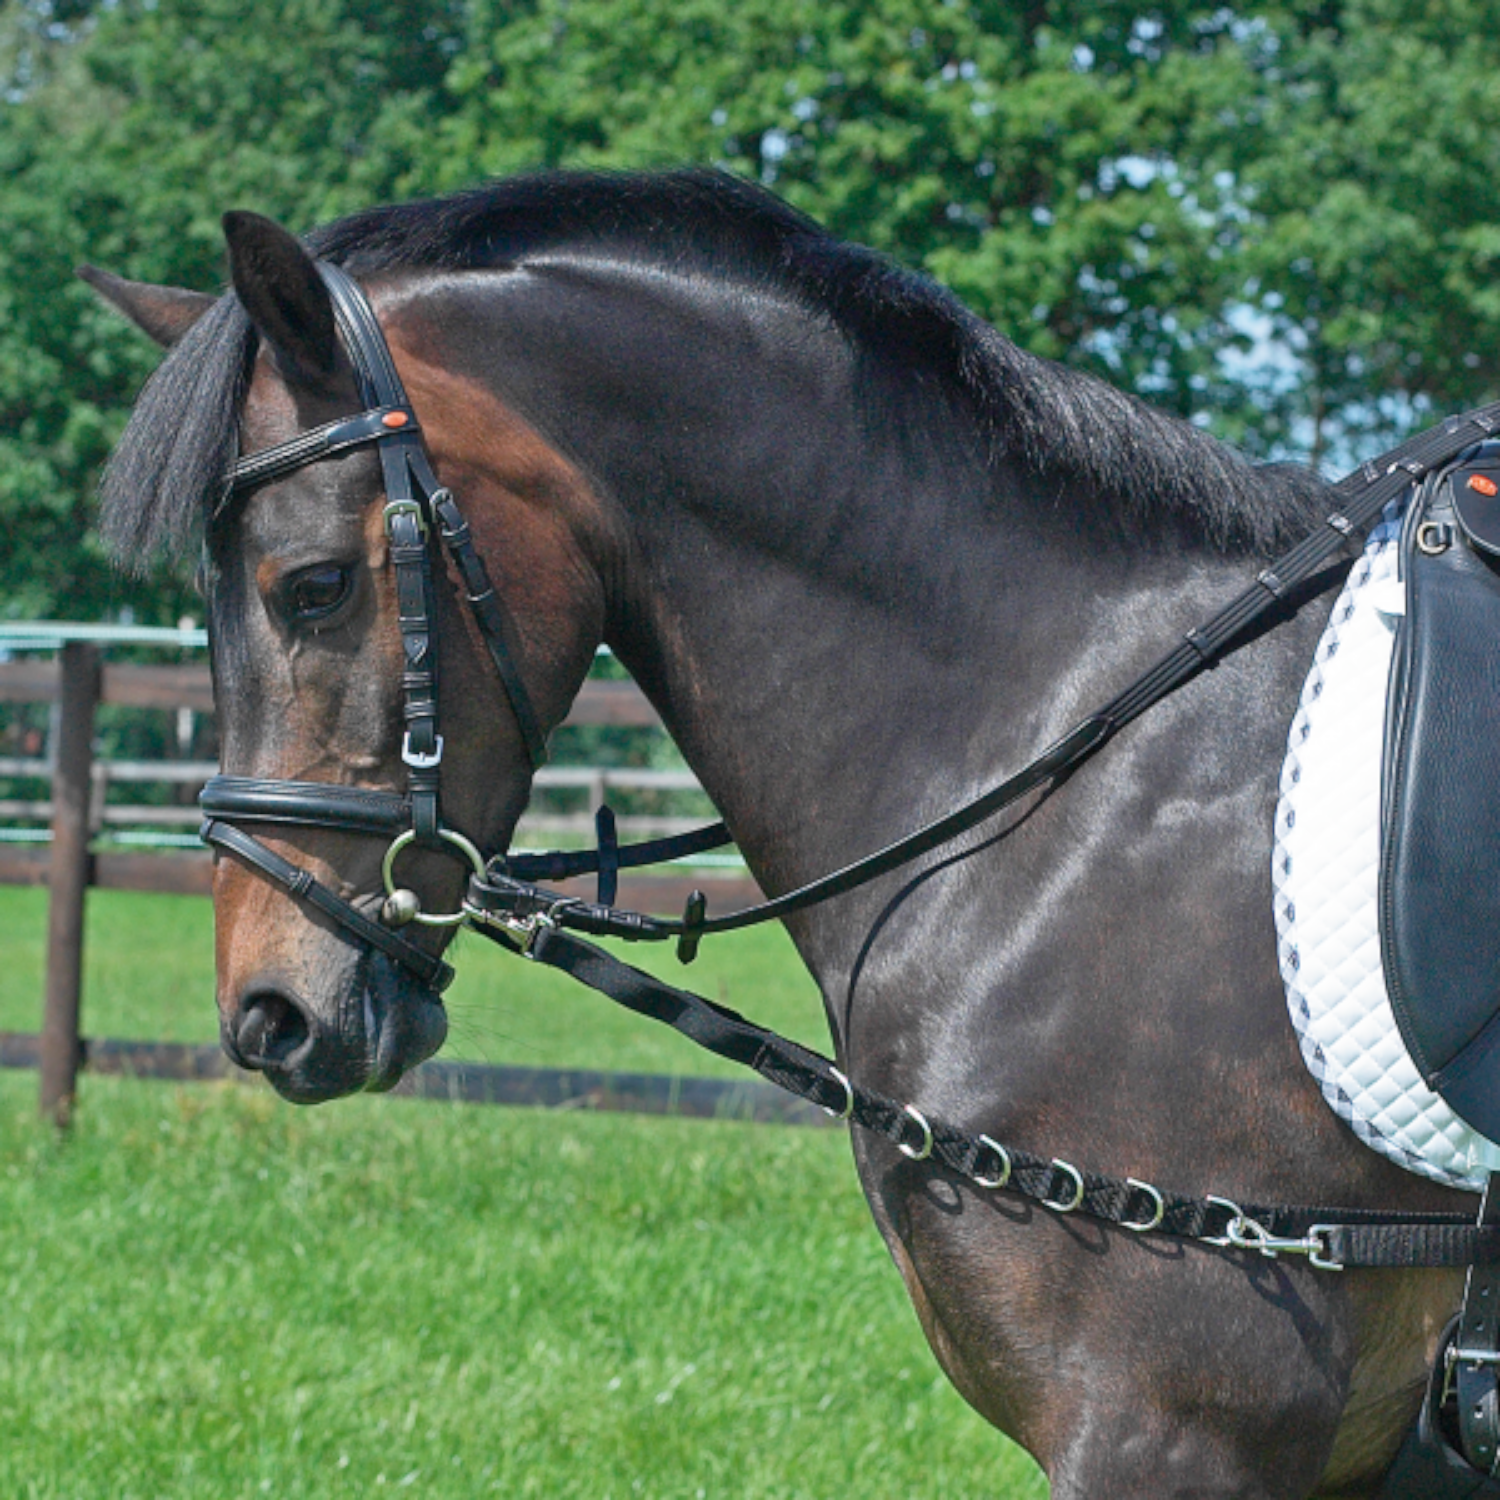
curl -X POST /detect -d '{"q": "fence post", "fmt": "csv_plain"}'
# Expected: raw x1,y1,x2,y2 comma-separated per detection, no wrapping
40,642,101,1127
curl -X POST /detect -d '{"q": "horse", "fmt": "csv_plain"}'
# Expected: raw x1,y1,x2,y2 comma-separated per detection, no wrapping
84,169,1476,1498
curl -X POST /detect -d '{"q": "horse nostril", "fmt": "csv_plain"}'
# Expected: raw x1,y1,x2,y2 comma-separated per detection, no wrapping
234,990,312,1069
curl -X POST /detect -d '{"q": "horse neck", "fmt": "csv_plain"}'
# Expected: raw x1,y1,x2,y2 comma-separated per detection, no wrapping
409,265,1243,923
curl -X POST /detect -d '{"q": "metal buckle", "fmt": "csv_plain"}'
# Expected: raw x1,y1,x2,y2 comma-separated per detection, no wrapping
401,730,445,770
384,498,428,538
1448,1344,1500,1370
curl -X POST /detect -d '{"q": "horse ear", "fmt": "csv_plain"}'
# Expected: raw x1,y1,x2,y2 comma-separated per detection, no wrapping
221,210,339,387
76,266,216,348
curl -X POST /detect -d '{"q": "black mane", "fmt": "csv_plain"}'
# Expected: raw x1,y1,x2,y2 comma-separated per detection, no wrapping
101,167,1327,565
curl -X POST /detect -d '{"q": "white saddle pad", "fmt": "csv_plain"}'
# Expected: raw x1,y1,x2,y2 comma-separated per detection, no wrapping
1273,499,1499,1190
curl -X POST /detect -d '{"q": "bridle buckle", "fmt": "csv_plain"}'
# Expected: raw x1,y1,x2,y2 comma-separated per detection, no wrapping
383,497,428,538
402,730,445,770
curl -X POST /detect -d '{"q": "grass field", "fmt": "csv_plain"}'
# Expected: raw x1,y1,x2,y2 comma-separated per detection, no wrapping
0,887,1048,1497
0,885,832,1073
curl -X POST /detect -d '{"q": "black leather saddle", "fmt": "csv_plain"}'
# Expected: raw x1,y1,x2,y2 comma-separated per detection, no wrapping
1382,439,1500,1141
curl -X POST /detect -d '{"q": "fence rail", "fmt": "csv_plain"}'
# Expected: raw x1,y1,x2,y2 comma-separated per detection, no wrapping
0,646,761,1124
0,756,712,837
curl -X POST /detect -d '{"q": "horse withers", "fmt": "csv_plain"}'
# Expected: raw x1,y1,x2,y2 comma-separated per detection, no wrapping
86,171,1479,1497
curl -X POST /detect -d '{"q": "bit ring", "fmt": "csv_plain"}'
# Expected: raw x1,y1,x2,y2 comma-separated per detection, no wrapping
381,827,487,927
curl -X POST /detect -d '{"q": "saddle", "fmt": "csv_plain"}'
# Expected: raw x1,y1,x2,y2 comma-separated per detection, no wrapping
1382,439,1500,1141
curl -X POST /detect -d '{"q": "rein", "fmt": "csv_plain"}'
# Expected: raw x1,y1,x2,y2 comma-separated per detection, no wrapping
200,261,1500,1271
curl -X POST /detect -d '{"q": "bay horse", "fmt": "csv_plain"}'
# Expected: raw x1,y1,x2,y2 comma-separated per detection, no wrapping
86,170,1474,1497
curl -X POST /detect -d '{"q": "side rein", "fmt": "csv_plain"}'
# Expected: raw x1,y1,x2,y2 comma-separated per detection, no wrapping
202,261,1500,1281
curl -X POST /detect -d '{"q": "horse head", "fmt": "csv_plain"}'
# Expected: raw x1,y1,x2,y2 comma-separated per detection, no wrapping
85,212,607,1102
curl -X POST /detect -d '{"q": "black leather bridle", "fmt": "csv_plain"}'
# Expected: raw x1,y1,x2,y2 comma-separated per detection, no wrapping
198,261,549,994
201,257,1500,1000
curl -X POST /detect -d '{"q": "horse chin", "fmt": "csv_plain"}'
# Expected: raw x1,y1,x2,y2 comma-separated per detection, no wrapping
361,961,448,1094
226,950,448,1105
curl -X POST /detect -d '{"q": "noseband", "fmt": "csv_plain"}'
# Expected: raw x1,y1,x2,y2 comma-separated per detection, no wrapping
199,262,549,993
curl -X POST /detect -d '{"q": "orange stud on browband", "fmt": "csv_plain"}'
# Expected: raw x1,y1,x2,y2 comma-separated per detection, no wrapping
382,410,410,429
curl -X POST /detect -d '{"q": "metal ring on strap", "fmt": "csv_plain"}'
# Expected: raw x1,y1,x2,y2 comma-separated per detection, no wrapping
1122,1177,1166,1233
898,1104,934,1161
381,827,488,927
819,1066,854,1121
1042,1159,1085,1213
972,1134,1012,1189
1201,1195,1246,1248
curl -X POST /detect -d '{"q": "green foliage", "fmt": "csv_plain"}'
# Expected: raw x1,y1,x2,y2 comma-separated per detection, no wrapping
0,0,471,623
7,0,1500,617
435,0,1259,410
1200,0,1500,460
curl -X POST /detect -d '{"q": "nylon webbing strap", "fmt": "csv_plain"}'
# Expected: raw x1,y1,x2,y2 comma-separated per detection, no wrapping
512,924,1500,1268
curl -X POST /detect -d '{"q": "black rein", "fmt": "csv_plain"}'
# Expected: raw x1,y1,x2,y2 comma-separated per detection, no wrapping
200,259,1500,1271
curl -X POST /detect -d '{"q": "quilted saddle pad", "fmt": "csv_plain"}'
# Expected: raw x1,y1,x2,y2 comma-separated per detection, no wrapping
1273,499,1500,1190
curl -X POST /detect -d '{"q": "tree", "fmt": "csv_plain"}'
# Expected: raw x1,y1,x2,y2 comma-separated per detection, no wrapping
433,0,1262,415
7,0,1500,622
0,0,471,623
1196,0,1500,461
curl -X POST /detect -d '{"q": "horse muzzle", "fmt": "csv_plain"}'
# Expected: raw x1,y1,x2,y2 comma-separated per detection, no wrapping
222,950,447,1103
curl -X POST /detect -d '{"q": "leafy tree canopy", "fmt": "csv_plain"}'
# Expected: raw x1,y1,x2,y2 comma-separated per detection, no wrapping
4,0,1500,619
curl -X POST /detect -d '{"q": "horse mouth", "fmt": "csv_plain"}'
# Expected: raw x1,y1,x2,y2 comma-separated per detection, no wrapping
224,953,447,1103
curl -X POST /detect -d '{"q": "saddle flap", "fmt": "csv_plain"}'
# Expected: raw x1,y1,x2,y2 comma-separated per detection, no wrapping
1381,446,1500,1140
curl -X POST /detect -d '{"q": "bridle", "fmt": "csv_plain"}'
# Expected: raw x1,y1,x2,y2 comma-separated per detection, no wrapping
199,259,1500,1276
199,261,549,993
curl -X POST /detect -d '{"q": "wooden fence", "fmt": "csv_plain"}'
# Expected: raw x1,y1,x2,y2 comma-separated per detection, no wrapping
0,648,762,1123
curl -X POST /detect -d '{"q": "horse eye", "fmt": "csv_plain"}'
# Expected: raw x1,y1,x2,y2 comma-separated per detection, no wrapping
287,565,352,621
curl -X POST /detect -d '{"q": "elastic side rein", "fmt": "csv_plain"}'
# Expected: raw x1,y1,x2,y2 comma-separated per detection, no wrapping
199,260,1500,1273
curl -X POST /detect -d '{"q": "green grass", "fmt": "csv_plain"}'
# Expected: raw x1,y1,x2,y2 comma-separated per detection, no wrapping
0,888,1048,1496
0,886,830,1074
